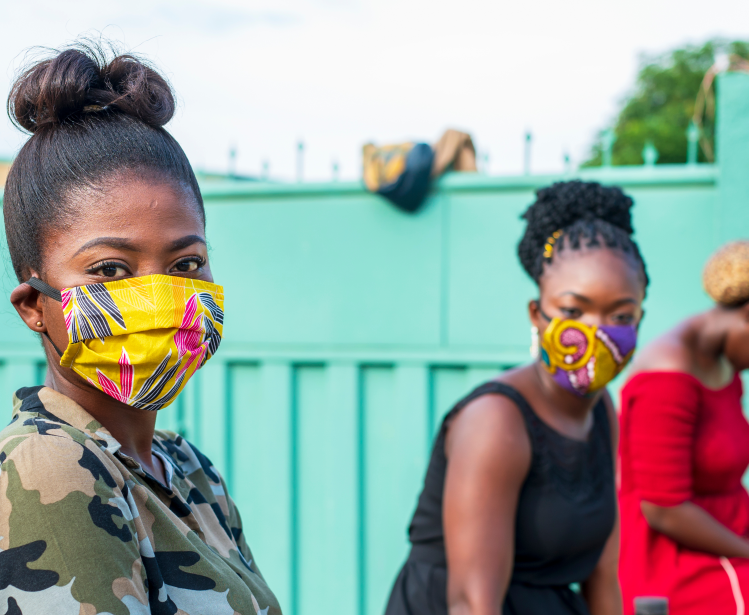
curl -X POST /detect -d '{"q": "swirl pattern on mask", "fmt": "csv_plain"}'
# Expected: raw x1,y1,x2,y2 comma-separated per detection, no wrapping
542,318,637,396
559,326,588,364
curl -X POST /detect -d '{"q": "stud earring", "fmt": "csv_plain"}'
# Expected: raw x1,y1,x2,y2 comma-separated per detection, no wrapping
530,326,539,359
36,321,43,328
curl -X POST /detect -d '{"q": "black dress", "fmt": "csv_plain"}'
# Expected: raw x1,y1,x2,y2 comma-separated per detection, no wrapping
384,381,615,615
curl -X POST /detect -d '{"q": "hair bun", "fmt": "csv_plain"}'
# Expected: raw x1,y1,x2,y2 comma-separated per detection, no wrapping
522,180,634,240
517,180,643,283
7,43,175,133
703,240,749,306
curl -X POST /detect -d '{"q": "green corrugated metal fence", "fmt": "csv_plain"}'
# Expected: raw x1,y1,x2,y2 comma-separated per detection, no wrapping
1,72,749,614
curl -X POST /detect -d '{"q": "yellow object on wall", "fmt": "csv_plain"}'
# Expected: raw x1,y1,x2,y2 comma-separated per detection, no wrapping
0,161,11,188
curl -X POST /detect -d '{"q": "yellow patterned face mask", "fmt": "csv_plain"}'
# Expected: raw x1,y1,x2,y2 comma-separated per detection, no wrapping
27,275,223,411
539,317,637,397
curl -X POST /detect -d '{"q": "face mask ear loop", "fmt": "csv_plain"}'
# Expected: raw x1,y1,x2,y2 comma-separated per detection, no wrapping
25,278,65,358
535,300,554,323
43,332,64,358
26,277,62,302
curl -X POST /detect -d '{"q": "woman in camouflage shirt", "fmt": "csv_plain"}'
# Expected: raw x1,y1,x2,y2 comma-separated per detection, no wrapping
0,43,282,615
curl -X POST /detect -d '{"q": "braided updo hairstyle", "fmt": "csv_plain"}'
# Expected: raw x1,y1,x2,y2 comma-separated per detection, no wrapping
518,180,649,289
4,42,203,283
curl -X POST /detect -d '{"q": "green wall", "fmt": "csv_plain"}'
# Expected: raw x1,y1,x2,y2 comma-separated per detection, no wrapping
0,72,748,615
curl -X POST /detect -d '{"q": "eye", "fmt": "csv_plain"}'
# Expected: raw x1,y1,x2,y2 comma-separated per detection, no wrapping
172,256,205,274
87,261,130,278
611,313,636,326
559,307,582,319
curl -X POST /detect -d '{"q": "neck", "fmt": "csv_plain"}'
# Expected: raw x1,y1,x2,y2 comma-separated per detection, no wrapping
44,358,157,467
688,308,736,381
533,361,601,421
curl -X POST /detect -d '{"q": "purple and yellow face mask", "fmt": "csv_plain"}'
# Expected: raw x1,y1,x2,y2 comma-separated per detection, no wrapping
540,317,637,397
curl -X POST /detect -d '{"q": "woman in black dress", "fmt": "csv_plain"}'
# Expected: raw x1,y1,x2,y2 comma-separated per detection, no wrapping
384,181,649,615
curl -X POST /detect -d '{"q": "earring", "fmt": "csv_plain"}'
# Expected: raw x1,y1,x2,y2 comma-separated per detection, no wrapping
36,321,43,328
530,326,539,359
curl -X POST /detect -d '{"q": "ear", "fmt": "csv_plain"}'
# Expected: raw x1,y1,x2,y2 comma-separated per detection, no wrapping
10,282,46,334
528,299,545,331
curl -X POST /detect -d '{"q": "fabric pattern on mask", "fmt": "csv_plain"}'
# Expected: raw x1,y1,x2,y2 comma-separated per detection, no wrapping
59,275,223,411
540,318,637,396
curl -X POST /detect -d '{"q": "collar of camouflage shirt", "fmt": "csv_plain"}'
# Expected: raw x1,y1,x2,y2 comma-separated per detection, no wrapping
13,386,176,490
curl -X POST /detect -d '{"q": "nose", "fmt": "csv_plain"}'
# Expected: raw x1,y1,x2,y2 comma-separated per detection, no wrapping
578,314,607,329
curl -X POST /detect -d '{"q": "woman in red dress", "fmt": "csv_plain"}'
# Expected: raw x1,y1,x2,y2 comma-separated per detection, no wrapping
619,240,749,614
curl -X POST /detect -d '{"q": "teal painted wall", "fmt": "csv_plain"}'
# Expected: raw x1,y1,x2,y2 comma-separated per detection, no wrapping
0,72,747,615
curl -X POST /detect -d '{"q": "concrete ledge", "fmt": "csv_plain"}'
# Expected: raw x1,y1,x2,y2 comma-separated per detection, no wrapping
0,164,719,205
198,165,718,200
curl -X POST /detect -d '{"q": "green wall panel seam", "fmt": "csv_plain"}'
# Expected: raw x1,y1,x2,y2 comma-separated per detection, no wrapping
290,364,300,615
427,366,436,444
440,196,451,347
224,363,234,492
193,375,202,448
357,364,366,615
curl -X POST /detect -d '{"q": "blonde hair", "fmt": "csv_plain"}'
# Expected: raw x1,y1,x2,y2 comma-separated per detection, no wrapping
703,240,749,306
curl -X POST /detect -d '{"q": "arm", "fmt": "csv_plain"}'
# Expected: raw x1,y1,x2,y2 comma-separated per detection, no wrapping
443,395,532,615
582,394,622,615
626,372,749,559
0,435,145,613
640,500,749,558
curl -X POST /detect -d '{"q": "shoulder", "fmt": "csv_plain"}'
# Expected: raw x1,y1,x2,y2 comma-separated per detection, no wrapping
1,386,63,444
2,386,106,445
445,383,532,472
620,370,703,423
0,432,126,531
153,430,222,484
628,327,694,376
623,369,702,398
443,383,533,510
623,323,704,396
1,389,120,489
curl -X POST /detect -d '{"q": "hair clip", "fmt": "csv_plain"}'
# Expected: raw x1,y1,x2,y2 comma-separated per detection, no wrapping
543,230,563,259
82,105,107,113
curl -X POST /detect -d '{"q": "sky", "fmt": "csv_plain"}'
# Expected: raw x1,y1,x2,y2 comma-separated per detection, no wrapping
1,0,749,181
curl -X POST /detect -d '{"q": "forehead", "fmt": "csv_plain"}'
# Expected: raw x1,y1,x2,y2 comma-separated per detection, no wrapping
539,245,644,301
66,175,203,234
40,175,205,266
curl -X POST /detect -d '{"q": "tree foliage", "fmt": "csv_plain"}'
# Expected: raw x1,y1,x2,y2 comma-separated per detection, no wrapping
583,40,749,167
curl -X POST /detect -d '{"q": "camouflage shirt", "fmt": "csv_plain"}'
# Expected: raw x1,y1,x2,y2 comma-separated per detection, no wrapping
0,386,282,615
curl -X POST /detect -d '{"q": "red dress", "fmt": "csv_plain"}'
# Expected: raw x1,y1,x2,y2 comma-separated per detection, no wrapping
619,372,749,615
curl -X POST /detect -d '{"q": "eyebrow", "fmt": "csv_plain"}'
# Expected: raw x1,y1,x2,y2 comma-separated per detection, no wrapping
168,235,207,251
73,237,141,257
557,292,638,307
74,235,206,257
610,298,638,307
558,292,592,303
